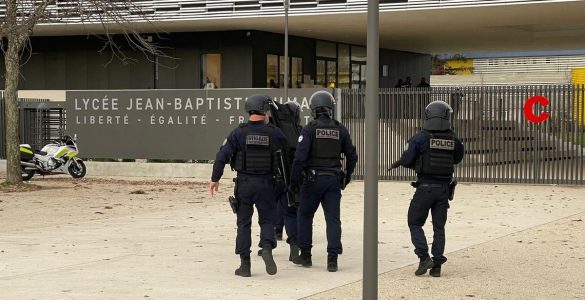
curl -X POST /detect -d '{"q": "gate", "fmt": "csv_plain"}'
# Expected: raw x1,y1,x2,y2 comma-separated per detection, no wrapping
0,93,65,159
341,85,585,184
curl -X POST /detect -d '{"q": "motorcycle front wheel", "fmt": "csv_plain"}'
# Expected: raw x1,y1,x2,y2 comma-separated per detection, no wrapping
21,166,35,181
68,160,87,179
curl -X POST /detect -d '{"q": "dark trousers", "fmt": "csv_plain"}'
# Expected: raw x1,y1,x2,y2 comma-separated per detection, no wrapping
407,183,450,263
274,184,299,245
297,176,343,255
235,177,277,256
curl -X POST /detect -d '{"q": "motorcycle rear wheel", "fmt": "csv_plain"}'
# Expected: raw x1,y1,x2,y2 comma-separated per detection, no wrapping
21,166,35,181
68,160,87,179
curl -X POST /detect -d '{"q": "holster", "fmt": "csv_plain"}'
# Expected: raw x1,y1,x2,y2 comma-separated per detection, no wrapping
229,178,240,213
301,169,317,183
448,180,458,201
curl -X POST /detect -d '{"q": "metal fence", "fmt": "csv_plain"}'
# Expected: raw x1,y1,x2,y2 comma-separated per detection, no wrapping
0,93,65,159
340,85,585,185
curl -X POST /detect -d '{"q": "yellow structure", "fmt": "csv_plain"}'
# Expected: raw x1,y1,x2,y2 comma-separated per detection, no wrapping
444,59,474,75
572,68,585,125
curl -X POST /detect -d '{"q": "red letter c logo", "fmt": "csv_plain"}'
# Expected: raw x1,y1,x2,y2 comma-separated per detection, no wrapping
524,96,550,123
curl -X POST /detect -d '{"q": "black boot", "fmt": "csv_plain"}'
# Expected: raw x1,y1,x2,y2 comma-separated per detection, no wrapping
292,250,312,267
289,244,300,262
235,256,251,277
415,254,434,276
429,263,441,277
261,247,277,275
327,254,338,272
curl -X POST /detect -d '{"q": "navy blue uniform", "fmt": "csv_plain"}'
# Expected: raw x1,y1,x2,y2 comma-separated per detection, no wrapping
212,120,287,256
291,116,358,256
274,123,303,246
399,130,464,263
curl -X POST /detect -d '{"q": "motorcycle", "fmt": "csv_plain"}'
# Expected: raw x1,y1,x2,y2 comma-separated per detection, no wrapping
20,134,87,181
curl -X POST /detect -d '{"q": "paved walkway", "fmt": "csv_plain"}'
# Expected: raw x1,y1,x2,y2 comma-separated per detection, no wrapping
1,179,584,299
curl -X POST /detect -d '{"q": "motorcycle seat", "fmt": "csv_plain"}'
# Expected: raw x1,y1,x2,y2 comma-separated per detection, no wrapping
35,150,48,156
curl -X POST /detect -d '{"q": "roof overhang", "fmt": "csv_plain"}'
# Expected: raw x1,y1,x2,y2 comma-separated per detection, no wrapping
32,1,585,54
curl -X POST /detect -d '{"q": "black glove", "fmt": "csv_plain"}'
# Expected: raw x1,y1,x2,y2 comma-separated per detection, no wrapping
345,176,351,187
390,161,401,170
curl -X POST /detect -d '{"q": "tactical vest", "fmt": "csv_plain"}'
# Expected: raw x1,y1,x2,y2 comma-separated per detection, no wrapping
308,119,342,169
415,131,456,177
232,124,275,172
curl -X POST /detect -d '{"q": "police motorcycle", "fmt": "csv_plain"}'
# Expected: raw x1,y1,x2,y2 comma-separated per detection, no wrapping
20,134,87,181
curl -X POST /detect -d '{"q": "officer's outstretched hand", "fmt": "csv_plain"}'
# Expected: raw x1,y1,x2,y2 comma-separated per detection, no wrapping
209,181,219,196
344,176,352,187
390,161,401,170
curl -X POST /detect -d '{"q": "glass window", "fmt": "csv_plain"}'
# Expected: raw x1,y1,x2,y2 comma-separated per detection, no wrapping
201,53,221,89
279,55,286,88
351,46,366,63
316,59,326,87
292,57,303,88
267,54,303,88
327,61,337,88
267,54,278,88
317,41,337,59
338,44,350,88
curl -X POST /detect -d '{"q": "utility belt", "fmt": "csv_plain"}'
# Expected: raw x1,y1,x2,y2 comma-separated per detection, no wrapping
411,180,458,201
302,169,346,189
235,175,275,185
229,176,275,214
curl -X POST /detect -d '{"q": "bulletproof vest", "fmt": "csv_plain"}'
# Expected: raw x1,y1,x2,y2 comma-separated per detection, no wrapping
415,131,455,177
308,118,342,168
232,124,275,172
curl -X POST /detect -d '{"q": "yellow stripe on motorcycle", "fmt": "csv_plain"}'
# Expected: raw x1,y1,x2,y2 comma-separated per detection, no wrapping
66,151,78,159
55,148,68,158
20,147,33,154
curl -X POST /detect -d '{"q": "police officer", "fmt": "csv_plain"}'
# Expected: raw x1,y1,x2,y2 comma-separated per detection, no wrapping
256,101,302,259
209,95,287,277
290,91,358,272
391,100,464,277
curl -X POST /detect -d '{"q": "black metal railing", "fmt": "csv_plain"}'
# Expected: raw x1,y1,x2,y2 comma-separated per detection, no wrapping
340,85,585,185
0,95,65,159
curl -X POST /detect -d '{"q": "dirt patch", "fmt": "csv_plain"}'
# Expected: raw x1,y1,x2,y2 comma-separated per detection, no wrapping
0,176,227,233
0,181,43,193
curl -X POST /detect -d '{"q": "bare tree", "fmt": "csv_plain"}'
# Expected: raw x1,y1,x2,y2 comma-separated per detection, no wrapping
1,0,164,184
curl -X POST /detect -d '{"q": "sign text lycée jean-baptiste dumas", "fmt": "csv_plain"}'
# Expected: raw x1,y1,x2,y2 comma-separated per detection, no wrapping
65,89,325,159
73,94,318,126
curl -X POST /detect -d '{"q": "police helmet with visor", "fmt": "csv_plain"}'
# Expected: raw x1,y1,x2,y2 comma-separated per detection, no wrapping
245,95,271,115
309,91,334,118
423,100,453,131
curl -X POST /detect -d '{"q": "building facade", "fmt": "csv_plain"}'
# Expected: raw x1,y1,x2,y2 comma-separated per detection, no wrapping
2,0,585,91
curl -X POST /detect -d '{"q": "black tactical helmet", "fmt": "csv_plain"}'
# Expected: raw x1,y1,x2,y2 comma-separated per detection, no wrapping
423,100,453,131
284,101,301,125
245,94,271,115
309,91,334,118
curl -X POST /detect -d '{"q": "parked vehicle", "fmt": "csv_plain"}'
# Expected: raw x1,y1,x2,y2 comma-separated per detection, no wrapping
20,134,86,181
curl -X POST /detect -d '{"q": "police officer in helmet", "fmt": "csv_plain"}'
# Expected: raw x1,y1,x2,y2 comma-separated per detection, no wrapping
391,100,464,277
290,91,358,272
269,101,303,261
209,94,287,277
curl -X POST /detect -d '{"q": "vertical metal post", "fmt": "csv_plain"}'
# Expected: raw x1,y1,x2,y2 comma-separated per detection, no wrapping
284,0,289,101
364,0,379,298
